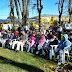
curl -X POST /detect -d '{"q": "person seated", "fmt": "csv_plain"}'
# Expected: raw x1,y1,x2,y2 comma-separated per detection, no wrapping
36,30,44,46
14,29,19,37
36,34,46,55
47,31,55,40
26,32,36,53
44,31,58,59
57,25,63,33
27,30,31,41
46,31,56,43
9,32,17,49
12,30,23,50
49,32,58,46
16,30,28,52
7,30,11,38
57,34,71,50
0,31,2,38
55,34,71,65
0,31,9,48
45,30,49,40
56,31,61,41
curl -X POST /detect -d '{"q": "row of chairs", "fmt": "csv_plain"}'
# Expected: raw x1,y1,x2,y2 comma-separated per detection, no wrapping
1,38,71,65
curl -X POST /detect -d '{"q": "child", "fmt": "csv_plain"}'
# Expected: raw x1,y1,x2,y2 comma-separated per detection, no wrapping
26,32,36,53
36,34,46,55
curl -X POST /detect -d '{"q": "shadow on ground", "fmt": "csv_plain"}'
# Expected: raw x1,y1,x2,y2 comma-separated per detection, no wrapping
0,56,44,72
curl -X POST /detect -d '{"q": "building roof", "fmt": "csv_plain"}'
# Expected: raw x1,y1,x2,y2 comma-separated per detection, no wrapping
42,14,69,16
30,14,69,18
0,19,19,22
0,19,11,22
0,19,39,22
28,19,39,21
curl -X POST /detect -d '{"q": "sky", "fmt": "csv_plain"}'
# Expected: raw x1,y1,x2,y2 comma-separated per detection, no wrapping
0,0,68,19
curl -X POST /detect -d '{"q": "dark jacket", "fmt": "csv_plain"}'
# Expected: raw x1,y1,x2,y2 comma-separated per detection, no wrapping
30,26,34,31
2,34,9,39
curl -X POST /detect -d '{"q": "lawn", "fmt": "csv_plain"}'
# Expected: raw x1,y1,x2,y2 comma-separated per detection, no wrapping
0,47,57,72
0,47,72,72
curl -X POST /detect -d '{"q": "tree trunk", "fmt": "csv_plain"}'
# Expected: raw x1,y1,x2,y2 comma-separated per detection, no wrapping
68,0,71,23
26,0,30,25
57,0,64,25
22,0,26,25
26,0,30,19
14,0,22,25
39,10,41,27
69,14,71,23
12,12,15,27
13,0,30,26
10,0,15,28
18,0,22,16
59,14,61,25
37,0,43,29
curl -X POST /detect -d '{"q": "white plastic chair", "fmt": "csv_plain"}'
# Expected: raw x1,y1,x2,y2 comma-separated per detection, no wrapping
49,45,58,60
9,39,17,45
63,43,71,63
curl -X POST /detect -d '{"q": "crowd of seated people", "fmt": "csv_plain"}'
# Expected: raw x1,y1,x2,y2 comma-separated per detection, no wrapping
0,25,72,65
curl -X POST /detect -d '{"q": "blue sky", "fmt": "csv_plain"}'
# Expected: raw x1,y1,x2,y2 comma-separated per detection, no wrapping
0,0,68,19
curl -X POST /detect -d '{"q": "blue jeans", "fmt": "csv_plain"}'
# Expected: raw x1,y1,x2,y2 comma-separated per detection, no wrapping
26,45,33,53
0,39,6,48
37,45,44,55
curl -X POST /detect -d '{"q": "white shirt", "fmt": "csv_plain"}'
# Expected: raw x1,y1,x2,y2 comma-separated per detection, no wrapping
57,27,62,32
0,32,1,37
26,25,30,31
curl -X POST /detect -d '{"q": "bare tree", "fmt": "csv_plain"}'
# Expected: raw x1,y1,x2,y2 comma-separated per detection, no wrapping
37,0,43,28
13,0,30,26
9,0,15,27
56,0,65,25
22,0,30,25
68,0,72,23
14,0,22,25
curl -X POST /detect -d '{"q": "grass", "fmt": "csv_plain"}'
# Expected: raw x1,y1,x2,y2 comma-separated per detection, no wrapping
0,47,58,72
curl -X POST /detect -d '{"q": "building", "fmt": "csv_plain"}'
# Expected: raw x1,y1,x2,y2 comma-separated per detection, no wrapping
0,19,39,30
0,19,19,30
0,15,70,30
30,15,69,28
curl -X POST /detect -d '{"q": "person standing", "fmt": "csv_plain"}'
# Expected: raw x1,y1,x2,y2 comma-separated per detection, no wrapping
30,24,34,33
26,24,30,32
8,25,10,31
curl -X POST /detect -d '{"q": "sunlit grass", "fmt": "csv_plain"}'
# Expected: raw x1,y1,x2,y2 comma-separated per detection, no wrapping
0,47,57,72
